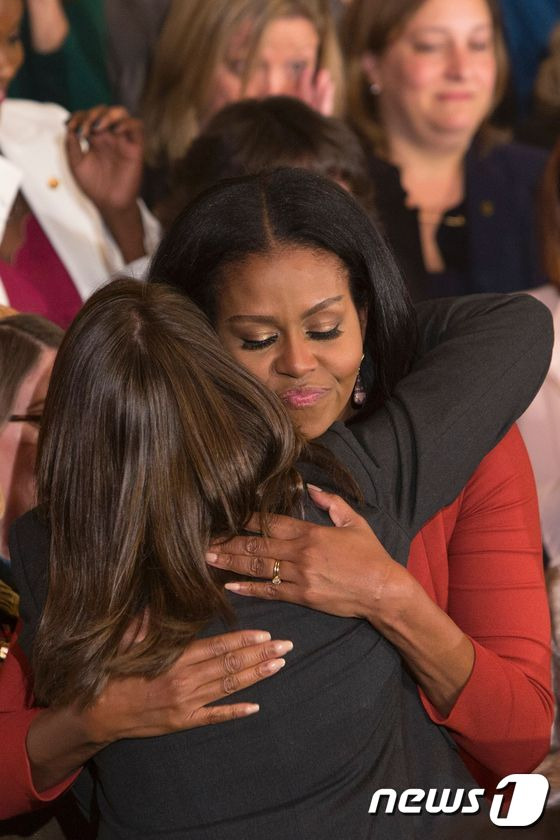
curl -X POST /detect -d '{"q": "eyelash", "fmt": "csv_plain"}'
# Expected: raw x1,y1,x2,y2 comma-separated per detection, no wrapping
241,326,342,351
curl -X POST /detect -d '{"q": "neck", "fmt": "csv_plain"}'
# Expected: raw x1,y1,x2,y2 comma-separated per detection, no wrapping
387,136,466,213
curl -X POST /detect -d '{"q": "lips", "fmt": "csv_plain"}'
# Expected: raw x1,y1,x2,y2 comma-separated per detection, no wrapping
437,91,475,101
280,387,329,409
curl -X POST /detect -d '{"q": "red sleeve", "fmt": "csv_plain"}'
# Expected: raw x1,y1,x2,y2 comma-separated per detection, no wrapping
418,426,553,783
0,639,79,819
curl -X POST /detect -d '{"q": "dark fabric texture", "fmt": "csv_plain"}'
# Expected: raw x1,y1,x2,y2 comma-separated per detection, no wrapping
368,140,548,300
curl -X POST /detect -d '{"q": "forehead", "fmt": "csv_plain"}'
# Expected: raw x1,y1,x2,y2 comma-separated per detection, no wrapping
217,246,351,314
401,0,492,33
228,15,319,56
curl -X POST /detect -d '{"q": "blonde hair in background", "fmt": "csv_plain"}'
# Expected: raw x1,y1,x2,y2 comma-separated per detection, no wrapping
340,0,509,152
142,0,345,167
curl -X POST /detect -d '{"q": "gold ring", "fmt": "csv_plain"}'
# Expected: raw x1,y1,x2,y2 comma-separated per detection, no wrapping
271,560,281,585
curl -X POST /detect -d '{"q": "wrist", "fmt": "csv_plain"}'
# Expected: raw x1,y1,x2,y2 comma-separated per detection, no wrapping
364,561,418,630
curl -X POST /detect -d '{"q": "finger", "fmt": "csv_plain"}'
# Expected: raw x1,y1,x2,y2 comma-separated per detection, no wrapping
109,117,144,138
198,638,293,689
295,65,314,106
207,549,276,579
243,512,310,539
178,629,272,666
65,130,85,170
208,535,301,568
225,580,298,604
66,105,111,137
314,68,335,116
191,703,261,727
89,106,132,135
307,484,357,528
200,654,287,706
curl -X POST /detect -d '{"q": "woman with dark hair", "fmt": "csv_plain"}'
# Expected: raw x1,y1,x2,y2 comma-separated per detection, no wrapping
158,95,374,228
148,167,553,795
3,175,552,835
340,0,548,300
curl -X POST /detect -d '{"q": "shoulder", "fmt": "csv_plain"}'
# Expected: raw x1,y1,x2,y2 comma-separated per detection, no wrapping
469,140,548,186
0,99,69,145
9,508,50,587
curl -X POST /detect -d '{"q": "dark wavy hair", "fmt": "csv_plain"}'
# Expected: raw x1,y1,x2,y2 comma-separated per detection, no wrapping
158,96,375,228
34,279,303,707
148,167,417,420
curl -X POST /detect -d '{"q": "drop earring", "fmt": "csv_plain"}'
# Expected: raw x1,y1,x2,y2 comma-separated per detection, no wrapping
352,354,366,408
369,81,381,96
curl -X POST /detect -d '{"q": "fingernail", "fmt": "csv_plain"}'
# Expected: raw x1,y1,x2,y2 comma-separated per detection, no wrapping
254,631,271,642
272,640,293,655
265,658,286,673
307,484,323,492
225,583,242,592
243,704,260,715
206,552,218,564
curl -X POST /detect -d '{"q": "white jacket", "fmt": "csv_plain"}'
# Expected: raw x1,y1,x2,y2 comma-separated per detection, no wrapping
0,99,159,306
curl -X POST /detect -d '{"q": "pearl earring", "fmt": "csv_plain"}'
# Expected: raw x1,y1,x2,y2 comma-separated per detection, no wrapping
369,81,381,95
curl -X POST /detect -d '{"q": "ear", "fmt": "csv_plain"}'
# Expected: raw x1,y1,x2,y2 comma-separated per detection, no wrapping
361,51,381,90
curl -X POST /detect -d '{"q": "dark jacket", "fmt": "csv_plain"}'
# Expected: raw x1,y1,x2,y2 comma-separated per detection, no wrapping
369,141,548,300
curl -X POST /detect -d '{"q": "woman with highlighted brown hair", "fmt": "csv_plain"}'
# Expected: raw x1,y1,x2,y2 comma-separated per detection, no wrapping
341,0,548,300
140,0,344,208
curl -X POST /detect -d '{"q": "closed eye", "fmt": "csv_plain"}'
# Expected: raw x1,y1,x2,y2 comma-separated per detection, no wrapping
308,326,342,341
241,334,278,350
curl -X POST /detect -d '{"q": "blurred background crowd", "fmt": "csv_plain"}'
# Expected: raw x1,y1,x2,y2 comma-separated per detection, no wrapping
1,0,560,837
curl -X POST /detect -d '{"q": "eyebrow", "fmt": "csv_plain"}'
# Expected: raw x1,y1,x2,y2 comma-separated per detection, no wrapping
411,23,492,35
226,295,344,324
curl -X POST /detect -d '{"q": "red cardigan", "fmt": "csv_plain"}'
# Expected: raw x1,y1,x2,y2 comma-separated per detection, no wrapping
0,426,552,818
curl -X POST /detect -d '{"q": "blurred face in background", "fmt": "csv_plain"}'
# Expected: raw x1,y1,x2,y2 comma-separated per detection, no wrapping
206,16,320,118
0,346,55,557
0,0,23,105
364,0,497,153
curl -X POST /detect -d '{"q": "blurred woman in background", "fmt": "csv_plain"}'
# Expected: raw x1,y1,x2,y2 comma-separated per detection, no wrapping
342,0,548,299
141,0,344,209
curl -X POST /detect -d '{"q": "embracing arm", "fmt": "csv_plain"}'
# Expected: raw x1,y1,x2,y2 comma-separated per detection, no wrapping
0,629,291,819
414,425,553,781
351,292,553,538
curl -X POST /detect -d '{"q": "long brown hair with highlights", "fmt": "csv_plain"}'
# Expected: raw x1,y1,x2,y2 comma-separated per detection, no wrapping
33,279,303,707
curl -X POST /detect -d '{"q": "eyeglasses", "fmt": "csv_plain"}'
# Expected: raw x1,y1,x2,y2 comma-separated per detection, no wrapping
8,414,43,426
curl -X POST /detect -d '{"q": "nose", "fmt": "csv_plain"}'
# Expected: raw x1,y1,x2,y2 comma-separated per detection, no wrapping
248,66,293,98
274,336,317,378
445,44,471,80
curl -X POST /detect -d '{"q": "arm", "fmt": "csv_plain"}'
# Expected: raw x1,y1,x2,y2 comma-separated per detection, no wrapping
25,0,68,53
350,292,553,538
6,511,293,817
414,425,553,779
9,1,112,111
65,106,152,265
0,630,292,819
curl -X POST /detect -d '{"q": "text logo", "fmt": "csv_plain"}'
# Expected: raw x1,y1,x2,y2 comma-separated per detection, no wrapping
368,774,549,827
